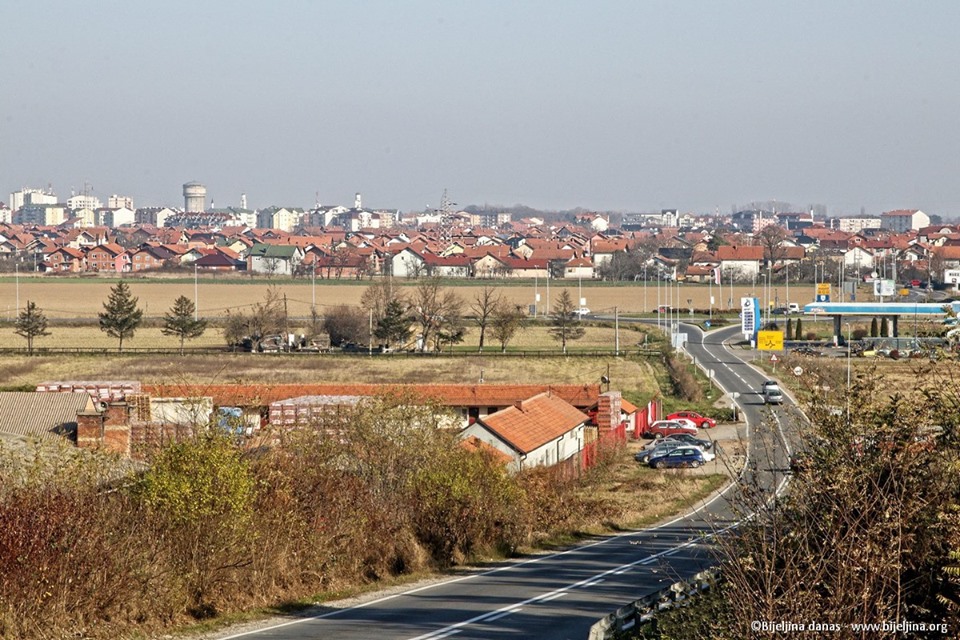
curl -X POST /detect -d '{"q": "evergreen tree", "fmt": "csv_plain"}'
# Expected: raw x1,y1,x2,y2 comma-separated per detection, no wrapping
786,318,793,340
374,299,412,349
871,317,879,338
14,300,50,355
98,281,144,353
548,290,586,353
162,295,207,355
794,317,803,341
880,317,889,337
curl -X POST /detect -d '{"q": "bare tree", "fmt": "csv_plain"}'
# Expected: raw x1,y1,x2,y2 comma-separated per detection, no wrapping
470,286,501,352
410,278,465,352
361,279,404,326
490,302,526,352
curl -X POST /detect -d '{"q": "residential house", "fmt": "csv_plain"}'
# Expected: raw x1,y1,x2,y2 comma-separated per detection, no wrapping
390,246,429,278
716,245,765,281
85,242,128,273
460,391,589,472
129,244,176,272
563,256,595,279
247,243,303,275
43,247,86,273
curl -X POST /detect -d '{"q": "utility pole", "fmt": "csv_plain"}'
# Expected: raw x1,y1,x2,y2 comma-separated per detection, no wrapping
283,294,289,351
194,264,199,320
614,306,620,355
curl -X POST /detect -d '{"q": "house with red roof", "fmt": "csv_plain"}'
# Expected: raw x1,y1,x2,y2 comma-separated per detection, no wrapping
460,391,589,472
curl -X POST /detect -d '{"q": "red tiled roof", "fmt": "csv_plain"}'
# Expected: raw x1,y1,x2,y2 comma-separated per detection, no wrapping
478,392,589,454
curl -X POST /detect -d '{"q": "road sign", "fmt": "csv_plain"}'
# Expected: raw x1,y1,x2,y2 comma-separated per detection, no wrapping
793,366,803,376
757,330,784,351
770,354,779,362
816,283,831,303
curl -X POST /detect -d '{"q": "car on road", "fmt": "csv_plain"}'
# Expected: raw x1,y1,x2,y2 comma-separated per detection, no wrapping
647,446,709,469
666,410,716,429
641,419,698,439
764,386,784,404
574,307,591,317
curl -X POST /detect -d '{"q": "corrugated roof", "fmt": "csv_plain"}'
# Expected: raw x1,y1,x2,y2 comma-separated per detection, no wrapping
144,383,601,410
0,392,95,440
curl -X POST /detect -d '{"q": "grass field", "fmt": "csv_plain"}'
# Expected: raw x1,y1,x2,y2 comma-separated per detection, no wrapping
0,273,826,320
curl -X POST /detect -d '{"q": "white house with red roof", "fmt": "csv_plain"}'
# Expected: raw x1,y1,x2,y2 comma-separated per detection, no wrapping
460,391,589,472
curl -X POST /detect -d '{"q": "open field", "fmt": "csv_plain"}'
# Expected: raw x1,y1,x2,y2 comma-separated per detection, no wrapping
0,274,830,320
0,352,663,400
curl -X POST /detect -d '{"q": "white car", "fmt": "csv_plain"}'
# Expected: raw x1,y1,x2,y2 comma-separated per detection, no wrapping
574,307,591,316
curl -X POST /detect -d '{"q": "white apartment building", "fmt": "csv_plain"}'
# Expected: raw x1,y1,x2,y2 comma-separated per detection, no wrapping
108,195,134,209
838,217,882,233
67,194,103,210
10,188,57,211
881,209,930,232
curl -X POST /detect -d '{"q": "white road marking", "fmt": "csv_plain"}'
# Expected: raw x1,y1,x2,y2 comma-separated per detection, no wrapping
485,608,522,622
539,592,568,602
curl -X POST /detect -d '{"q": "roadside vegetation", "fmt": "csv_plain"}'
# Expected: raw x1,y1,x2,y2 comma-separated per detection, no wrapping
0,392,722,639
633,360,960,638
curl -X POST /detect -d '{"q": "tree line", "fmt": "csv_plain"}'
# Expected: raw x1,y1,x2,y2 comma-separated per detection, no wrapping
14,281,206,354
11,279,591,354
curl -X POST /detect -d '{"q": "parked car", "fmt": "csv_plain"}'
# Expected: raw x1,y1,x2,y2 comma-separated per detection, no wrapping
635,441,684,463
641,419,698,439
666,410,716,429
787,303,801,314
647,446,709,469
658,433,714,450
636,441,716,464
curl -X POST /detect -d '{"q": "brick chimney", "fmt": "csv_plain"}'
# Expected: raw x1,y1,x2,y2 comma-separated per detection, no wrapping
596,391,622,430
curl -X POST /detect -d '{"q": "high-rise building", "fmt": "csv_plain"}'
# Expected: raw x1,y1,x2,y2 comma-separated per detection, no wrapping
10,188,57,211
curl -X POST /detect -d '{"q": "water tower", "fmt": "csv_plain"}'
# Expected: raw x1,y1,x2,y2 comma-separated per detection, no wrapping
183,181,206,213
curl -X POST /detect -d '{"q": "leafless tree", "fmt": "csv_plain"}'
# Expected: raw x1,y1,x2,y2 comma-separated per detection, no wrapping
490,302,526,352
470,286,501,352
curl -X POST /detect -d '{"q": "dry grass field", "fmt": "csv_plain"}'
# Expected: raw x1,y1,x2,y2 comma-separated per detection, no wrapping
0,350,663,399
0,274,820,320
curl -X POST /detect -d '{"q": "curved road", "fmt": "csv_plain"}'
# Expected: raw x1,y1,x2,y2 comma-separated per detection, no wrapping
213,323,797,640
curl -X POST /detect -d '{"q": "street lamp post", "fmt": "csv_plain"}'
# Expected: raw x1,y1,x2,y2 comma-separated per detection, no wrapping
193,264,198,320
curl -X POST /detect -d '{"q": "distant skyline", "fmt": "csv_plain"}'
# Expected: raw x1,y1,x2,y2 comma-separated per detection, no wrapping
3,1,960,216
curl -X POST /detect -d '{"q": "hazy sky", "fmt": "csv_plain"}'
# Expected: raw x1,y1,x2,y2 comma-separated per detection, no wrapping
3,1,960,216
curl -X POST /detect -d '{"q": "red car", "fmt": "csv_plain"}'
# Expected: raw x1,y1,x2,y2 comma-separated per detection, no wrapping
666,411,716,429
642,420,698,439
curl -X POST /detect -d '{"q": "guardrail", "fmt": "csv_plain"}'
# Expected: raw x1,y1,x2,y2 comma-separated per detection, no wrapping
587,568,720,640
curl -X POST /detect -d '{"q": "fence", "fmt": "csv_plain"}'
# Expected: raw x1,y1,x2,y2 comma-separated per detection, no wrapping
0,346,665,358
587,568,720,639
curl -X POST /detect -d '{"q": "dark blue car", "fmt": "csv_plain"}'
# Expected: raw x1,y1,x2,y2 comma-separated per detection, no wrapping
647,446,707,469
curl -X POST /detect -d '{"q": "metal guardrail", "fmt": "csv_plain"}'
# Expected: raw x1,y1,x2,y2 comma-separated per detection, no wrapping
587,568,720,639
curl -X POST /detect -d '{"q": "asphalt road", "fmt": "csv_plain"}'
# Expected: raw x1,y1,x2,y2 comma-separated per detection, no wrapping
212,323,797,640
